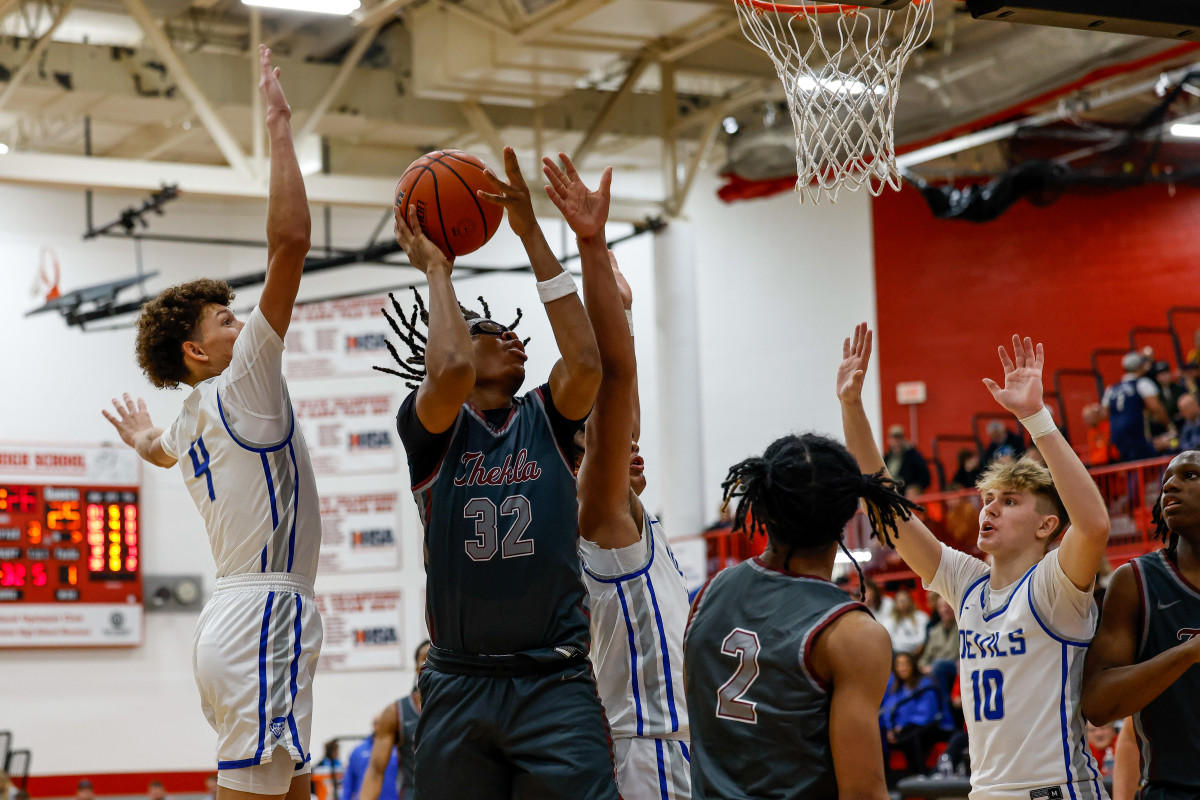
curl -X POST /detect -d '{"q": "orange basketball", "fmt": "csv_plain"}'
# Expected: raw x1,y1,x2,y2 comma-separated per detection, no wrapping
394,150,504,259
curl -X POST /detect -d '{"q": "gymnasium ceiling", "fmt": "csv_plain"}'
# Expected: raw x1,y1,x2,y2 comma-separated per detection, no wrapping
0,0,1198,214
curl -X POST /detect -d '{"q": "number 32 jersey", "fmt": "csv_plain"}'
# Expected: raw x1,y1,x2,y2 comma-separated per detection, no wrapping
399,385,588,660
927,544,1107,800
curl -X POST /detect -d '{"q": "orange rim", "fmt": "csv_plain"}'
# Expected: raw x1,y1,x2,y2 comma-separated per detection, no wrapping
734,0,926,13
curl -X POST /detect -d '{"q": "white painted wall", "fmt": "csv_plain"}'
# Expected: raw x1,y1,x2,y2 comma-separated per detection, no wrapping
0,166,878,777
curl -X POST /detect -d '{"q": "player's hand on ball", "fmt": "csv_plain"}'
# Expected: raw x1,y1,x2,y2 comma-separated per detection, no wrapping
542,153,611,240
478,146,536,240
258,45,291,122
983,335,1045,419
101,394,157,448
837,323,873,406
395,204,451,273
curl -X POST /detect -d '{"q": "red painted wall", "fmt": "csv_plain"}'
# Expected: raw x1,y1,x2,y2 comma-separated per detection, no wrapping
872,182,1200,483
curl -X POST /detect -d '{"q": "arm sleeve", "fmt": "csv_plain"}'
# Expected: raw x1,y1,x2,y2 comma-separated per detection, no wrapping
159,414,184,459
217,306,290,444
539,382,585,456
396,389,457,486
924,543,990,615
579,531,649,577
1028,547,1098,642
1137,377,1159,400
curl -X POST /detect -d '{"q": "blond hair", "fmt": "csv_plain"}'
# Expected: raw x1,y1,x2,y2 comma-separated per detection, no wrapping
976,456,1069,541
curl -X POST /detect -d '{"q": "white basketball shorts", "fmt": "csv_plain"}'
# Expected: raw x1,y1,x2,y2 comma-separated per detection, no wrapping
613,736,691,800
194,572,322,793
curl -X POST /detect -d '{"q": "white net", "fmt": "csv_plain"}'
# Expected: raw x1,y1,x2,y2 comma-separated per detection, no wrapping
735,1,935,204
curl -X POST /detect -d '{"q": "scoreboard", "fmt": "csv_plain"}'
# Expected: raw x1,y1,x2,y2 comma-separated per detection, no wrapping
0,444,144,647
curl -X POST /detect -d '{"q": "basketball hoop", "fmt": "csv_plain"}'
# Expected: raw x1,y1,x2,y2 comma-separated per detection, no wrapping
733,0,935,204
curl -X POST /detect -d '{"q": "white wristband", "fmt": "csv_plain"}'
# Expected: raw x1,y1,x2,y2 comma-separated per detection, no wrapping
537,271,578,304
625,309,635,336
1018,407,1057,440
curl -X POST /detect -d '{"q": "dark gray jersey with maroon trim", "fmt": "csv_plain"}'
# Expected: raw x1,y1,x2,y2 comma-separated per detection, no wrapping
1130,549,1200,793
683,558,868,800
395,694,419,800
402,386,588,660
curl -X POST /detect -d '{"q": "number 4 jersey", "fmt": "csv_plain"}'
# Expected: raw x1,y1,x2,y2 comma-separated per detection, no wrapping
397,385,588,661
927,544,1108,800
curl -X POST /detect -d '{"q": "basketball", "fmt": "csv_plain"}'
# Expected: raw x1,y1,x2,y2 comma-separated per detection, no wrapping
394,150,504,259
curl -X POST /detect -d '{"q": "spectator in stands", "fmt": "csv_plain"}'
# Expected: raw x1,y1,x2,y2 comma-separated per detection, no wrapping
1087,722,1118,777
12,791,29,800
981,420,1025,466
341,718,400,800
1187,329,1200,368
885,424,932,497
1174,394,1200,452
881,588,929,656
863,577,893,619
0,771,14,800
75,779,95,800
1153,362,1186,421
1103,352,1173,462
949,448,982,490
147,781,171,800
918,595,959,699
880,652,947,781
1083,403,1118,466
202,775,217,800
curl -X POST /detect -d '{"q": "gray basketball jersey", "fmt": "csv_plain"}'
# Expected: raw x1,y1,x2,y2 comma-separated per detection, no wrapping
1130,549,1200,792
684,558,868,800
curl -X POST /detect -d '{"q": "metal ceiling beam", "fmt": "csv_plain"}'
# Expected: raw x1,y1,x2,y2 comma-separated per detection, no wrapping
517,0,615,43
354,0,419,28
119,0,252,175
571,53,653,168
661,16,743,63
251,10,265,176
0,0,77,115
0,151,665,221
671,108,724,217
459,100,506,167
298,20,386,141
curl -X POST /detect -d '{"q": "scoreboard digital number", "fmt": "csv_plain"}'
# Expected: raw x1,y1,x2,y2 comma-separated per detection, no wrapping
0,482,144,647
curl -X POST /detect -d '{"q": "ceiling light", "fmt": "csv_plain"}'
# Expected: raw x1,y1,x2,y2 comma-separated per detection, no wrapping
242,0,360,15
722,116,740,135
1171,123,1200,138
834,548,873,565
0,143,9,155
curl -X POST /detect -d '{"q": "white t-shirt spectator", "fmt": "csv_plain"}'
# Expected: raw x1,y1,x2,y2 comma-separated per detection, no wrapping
882,608,930,654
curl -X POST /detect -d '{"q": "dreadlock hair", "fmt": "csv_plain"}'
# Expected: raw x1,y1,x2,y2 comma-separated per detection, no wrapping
720,433,922,601
373,287,529,389
1151,492,1180,561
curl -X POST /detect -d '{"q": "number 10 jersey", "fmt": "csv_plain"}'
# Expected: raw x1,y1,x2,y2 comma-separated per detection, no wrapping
927,544,1107,800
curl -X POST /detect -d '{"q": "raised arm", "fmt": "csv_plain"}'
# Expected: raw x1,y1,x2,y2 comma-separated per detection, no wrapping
358,704,400,800
253,46,311,340
572,205,639,549
479,147,600,420
102,394,176,469
399,206,476,435
610,253,641,443
983,336,1110,590
1082,563,1200,724
837,324,944,584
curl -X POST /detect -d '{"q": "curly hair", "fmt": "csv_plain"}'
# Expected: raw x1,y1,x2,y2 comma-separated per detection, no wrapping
135,279,235,389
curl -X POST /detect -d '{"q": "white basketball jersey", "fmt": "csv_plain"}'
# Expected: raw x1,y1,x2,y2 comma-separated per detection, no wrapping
928,544,1107,800
582,506,690,741
160,307,321,581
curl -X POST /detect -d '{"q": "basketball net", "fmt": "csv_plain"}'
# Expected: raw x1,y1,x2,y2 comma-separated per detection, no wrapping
734,1,934,204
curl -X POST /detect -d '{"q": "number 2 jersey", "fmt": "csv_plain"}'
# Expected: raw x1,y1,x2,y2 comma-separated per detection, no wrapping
927,544,1107,800
683,558,869,800
397,384,588,660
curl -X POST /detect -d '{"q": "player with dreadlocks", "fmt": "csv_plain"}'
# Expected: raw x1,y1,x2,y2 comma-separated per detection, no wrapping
1083,450,1200,800
683,421,919,798
839,324,1112,800
383,143,618,800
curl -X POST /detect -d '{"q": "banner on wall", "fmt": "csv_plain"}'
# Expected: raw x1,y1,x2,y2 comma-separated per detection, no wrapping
318,492,403,574
0,444,140,485
313,590,403,672
283,294,393,381
294,394,399,476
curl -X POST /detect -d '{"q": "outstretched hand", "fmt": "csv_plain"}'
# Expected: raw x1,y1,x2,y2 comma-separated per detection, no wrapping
101,394,157,449
394,203,451,273
983,335,1045,419
837,322,873,405
542,153,611,239
258,45,291,122
478,146,537,239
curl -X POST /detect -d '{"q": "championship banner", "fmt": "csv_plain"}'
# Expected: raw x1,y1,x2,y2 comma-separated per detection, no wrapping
318,492,403,574
313,590,403,672
283,294,392,381
294,394,399,477
0,444,140,485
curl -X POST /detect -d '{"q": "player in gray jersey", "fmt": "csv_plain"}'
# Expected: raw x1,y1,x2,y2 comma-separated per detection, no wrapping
360,640,429,800
1083,450,1200,800
102,47,320,800
685,428,920,800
